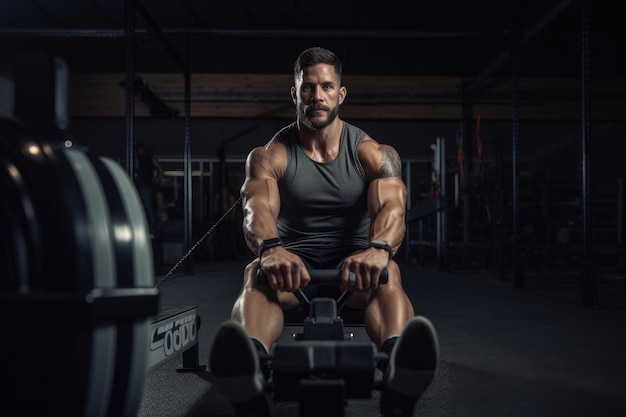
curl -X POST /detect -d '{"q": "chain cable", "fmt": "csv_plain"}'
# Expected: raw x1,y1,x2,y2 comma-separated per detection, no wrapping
155,197,242,288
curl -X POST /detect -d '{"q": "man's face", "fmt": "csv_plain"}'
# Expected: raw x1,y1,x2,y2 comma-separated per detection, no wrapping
292,63,346,130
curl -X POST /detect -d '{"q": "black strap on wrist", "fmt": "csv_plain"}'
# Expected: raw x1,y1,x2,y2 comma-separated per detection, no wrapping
368,239,393,260
258,237,282,258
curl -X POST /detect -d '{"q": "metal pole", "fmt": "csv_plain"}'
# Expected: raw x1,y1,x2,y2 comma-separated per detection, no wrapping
436,137,447,271
183,31,193,274
124,0,135,177
460,83,472,266
512,50,524,288
580,0,598,305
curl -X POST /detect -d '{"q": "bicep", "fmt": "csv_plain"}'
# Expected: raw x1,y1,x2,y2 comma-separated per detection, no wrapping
241,177,280,220
368,177,407,218
241,147,282,218
359,140,406,216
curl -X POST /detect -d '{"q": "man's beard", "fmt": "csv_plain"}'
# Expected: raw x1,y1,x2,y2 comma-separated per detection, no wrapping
298,104,339,130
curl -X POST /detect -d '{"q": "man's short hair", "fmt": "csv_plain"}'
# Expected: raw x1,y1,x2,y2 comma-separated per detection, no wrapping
293,47,342,82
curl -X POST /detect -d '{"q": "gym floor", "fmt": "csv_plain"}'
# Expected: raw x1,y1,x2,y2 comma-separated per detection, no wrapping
137,260,626,417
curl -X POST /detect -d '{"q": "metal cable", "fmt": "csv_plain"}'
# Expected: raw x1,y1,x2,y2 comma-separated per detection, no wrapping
154,197,242,288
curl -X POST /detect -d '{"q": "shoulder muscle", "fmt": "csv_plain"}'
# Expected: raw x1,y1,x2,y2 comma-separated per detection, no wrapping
358,136,402,181
246,139,287,180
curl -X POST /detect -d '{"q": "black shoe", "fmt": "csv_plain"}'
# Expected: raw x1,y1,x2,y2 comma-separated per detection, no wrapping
209,320,273,417
380,316,439,417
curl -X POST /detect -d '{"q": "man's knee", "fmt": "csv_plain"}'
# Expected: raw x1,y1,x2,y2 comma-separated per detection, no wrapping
385,260,403,286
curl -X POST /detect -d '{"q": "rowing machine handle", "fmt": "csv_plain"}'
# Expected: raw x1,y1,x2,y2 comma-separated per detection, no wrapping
256,268,388,286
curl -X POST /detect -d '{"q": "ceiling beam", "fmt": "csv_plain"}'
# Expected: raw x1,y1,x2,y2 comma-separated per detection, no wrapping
468,0,575,93
130,0,189,74
0,28,493,39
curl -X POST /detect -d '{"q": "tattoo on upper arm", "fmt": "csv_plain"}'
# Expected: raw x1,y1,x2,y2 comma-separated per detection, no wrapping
252,151,268,163
249,150,271,178
378,145,401,178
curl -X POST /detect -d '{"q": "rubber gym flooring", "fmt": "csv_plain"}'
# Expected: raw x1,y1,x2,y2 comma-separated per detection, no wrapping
137,260,626,417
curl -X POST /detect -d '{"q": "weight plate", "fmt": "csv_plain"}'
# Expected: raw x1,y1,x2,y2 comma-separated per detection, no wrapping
91,155,154,417
0,154,41,289
63,149,117,417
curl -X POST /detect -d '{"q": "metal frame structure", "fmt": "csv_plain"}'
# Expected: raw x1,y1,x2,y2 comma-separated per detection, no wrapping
6,0,604,304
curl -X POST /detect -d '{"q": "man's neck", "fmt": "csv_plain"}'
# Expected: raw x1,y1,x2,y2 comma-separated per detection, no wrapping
297,119,343,163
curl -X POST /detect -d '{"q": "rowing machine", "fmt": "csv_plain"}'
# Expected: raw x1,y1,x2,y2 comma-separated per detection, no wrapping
257,268,389,417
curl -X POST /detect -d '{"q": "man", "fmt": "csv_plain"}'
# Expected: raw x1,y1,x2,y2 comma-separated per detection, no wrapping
209,47,438,416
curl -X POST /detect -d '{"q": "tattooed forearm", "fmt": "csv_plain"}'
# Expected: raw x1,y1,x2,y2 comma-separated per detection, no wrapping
378,145,402,178
244,229,258,252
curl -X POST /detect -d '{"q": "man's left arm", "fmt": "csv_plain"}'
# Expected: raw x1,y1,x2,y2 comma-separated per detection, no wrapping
341,140,407,290
366,143,407,258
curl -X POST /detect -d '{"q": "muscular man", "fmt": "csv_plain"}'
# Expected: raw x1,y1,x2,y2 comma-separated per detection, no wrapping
210,47,438,417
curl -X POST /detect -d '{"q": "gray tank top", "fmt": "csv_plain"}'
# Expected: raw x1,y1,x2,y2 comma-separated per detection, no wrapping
276,121,370,257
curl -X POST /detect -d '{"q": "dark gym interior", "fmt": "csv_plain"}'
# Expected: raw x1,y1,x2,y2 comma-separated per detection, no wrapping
1,1,625,416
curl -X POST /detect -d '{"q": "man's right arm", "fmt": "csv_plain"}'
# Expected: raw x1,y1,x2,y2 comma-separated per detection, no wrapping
240,142,310,291
240,145,283,256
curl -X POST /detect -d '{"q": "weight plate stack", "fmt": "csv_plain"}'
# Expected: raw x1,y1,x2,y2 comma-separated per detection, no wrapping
0,117,159,417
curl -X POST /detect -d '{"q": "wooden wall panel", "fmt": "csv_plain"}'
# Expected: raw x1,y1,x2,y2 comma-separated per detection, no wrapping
68,73,626,120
